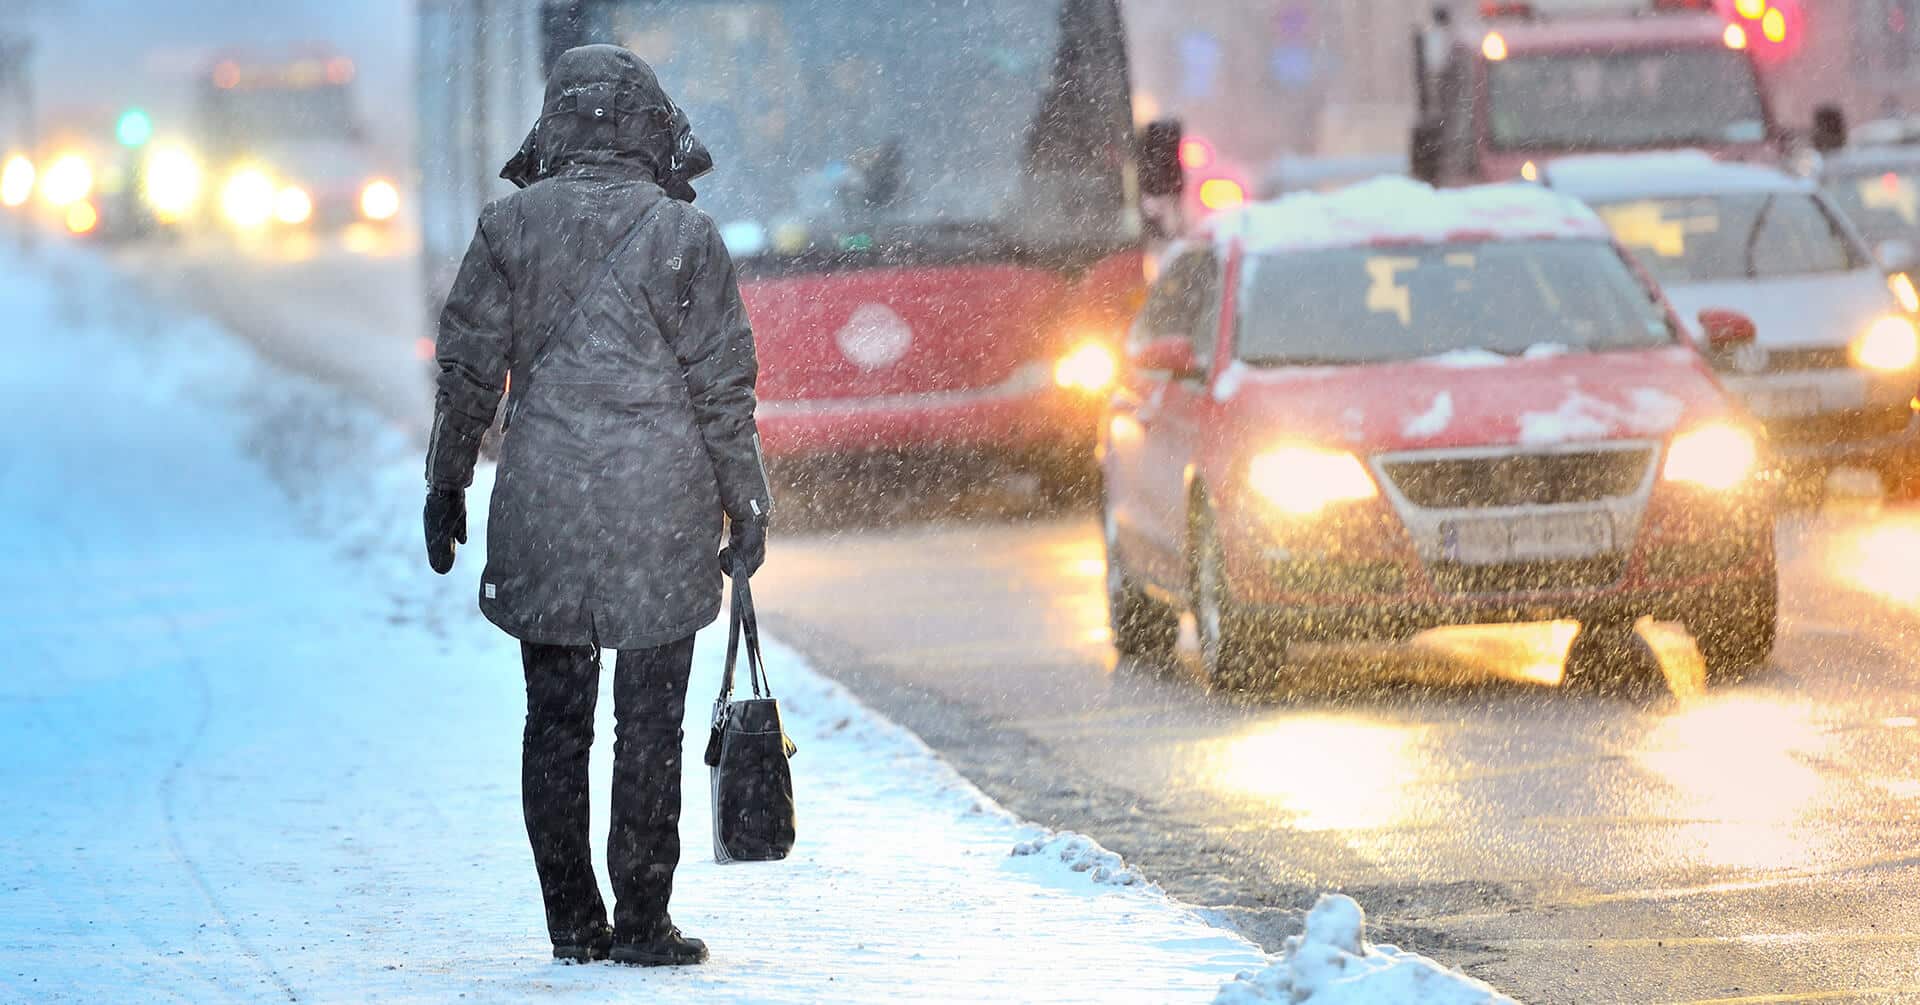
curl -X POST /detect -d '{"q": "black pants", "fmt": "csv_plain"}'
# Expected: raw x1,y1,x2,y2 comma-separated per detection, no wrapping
520,635,694,943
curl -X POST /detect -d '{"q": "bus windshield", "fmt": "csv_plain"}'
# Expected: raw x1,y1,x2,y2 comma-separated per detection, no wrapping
597,0,1135,263
1487,48,1766,152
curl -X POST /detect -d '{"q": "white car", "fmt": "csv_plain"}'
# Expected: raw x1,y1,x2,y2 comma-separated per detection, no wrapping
1545,151,1920,486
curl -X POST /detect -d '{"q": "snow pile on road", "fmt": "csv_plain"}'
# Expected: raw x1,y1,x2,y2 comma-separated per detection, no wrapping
1215,895,1515,1005
0,241,1275,1002
1211,177,1606,256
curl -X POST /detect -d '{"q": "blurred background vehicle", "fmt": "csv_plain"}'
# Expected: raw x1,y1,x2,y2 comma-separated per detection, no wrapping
1820,119,1920,270
1102,180,1777,688
1548,151,1920,489
418,0,1185,491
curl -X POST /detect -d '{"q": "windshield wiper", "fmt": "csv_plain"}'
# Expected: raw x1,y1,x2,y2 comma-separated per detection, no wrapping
1742,194,1777,280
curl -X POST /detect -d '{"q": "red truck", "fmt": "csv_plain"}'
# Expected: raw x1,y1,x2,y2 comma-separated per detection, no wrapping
1409,0,1846,187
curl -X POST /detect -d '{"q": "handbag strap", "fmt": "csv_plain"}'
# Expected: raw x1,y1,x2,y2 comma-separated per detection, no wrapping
719,576,771,701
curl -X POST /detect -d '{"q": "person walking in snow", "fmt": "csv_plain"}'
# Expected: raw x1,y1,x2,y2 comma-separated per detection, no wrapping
421,44,771,967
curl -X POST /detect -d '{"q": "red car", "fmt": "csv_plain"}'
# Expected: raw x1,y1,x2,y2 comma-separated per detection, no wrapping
1099,179,1778,688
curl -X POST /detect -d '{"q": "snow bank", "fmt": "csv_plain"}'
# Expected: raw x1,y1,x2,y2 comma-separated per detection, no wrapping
1210,176,1606,256
1214,895,1515,1005
0,242,1273,1002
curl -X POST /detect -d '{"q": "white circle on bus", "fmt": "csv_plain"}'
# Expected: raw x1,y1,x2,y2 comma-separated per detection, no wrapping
836,303,913,370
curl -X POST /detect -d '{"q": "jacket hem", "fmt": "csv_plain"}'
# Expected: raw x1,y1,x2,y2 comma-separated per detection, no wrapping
481,597,722,651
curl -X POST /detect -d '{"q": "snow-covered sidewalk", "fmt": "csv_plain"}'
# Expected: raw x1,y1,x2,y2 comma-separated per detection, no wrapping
0,247,1275,1002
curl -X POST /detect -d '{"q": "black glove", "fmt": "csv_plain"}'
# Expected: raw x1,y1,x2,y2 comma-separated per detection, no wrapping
719,519,766,579
424,486,467,575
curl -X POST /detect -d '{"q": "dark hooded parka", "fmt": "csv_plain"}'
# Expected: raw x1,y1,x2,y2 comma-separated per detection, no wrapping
427,44,772,650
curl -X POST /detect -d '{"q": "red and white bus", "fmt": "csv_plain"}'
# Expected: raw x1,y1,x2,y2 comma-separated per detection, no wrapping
418,0,1180,486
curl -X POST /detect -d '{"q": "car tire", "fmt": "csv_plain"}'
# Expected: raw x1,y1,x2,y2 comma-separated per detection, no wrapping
1687,552,1778,684
1190,503,1281,690
1563,619,1660,694
1103,499,1178,660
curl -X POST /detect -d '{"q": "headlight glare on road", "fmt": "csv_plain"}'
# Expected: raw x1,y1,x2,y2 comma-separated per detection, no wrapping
39,153,93,209
0,154,33,208
142,146,202,221
1053,341,1118,394
274,185,313,226
359,178,399,221
1852,315,1920,372
1247,445,1378,516
1663,422,1758,492
220,168,276,229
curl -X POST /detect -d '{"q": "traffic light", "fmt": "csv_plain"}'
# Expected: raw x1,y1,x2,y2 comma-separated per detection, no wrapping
115,108,153,148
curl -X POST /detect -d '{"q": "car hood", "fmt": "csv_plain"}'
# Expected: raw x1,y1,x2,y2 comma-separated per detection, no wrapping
1661,268,1894,349
1213,346,1731,454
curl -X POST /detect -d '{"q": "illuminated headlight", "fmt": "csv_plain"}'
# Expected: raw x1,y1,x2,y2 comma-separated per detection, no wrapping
0,155,34,208
1890,272,1920,315
1247,445,1379,516
1663,422,1758,491
39,154,93,208
274,185,313,225
359,178,399,221
1053,341,1118,393
221,169,276,228
142,147,202,220
1852,315,1920,373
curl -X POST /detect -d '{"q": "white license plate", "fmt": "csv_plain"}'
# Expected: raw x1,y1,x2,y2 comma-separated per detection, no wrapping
1442,513,1615,565
1742,386,1823,418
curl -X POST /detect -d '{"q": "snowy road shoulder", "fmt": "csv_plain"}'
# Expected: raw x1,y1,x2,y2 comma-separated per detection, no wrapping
0,243,1516,1003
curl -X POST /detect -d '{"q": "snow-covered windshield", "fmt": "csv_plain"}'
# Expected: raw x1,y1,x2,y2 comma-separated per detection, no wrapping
603,0,1134,263
1487,48,1766,151
1591,193,1864,283
1236,240,1674,366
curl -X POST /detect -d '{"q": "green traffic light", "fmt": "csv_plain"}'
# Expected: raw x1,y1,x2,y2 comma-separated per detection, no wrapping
116,108,153,148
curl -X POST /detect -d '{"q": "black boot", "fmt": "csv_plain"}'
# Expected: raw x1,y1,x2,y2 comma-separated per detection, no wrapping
552,923,613,963
610,918,709,967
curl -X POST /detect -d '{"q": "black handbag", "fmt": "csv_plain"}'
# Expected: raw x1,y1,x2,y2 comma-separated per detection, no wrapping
704,577,798,863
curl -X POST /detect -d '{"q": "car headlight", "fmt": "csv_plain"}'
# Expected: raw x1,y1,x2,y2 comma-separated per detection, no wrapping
1247,445,1379,516
1053,341,1118,394
220,168,276,228
1853,315,1920,373
274,185,313,225
360,178,399,221
142,146,203,220
1890,272,1920,315
1663,422,1758,491
0,155,34,208
39,153,92,208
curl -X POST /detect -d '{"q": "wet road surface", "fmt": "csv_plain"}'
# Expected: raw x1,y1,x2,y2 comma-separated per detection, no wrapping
137,246,1920,1002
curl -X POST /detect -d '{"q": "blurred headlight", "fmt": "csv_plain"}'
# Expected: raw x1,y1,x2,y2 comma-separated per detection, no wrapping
39,154,92,208
1053,341,1118,393
142,147,202,220
359,178,399,221
1890,272,1920,314
64,201,98,235
1663,422,1758,491
274,185,313,225
1853,315,1920,372
0,155,33,208
220,169,276,229
1247,445,1378,516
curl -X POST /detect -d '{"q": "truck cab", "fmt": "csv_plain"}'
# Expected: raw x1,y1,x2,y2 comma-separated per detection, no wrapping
1411,0,1786,186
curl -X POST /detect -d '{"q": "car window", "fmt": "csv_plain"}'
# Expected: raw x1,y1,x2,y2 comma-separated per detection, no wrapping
1235,239,1673,366
1824,169,1920,246
1592,192,1864,283
1138,249,1220,366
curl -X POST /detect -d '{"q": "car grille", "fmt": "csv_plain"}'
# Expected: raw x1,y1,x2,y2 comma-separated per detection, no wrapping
1768,406,1910,445
1381,449,1653,509
1758,347,1851,372
1427,557,1626,595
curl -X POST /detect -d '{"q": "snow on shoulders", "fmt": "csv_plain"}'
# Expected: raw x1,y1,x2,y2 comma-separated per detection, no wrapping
1215,894,1515,1005
1210,177,1606,256
1403,391,1454,438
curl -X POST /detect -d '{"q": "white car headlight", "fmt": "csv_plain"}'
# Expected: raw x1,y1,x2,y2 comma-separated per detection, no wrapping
1852,315,1920,373
359,178,400,221
1053,341,1118,394
220,168,276,229
1663,422,1759,491
1247,445,1378,516
274,185,313,225
142,146,203,220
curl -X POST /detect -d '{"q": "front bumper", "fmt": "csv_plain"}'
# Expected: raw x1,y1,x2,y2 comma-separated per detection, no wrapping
755,377,1103,460
1720,370,1920,467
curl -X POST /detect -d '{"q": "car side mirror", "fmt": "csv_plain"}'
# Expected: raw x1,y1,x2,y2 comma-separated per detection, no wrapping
1410,120,1444,186
1138,119,1185,198
1812,103,1849,155
1880,239,1919,274
1129,335,1198,377
1698,308,1758,351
